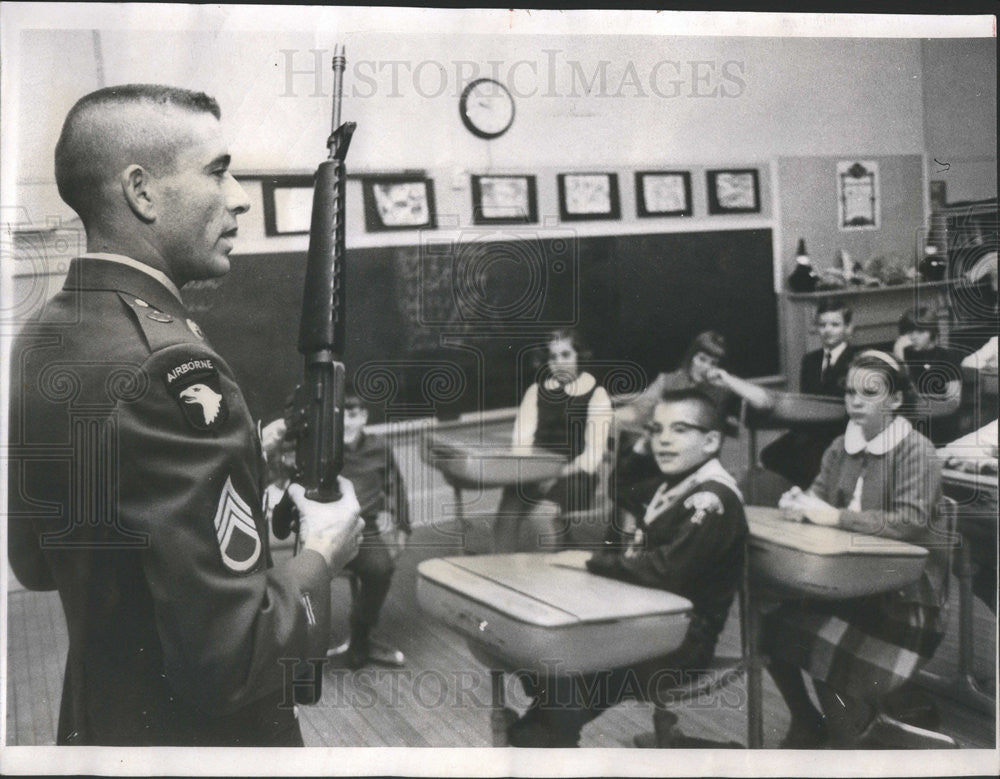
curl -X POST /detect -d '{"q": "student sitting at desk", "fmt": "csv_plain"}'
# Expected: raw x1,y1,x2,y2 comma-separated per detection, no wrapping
764,350,949,749
615,330,773,486
493,328,613,552
894,307,963,444
507,388,747,748
760,297,855,488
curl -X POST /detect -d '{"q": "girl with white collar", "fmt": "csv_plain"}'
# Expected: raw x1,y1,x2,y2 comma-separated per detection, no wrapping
493,329,613,552
763,350,948,748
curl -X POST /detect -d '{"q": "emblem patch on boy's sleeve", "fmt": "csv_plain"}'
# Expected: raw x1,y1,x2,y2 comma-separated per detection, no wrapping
684,491,724,525
214,476,262,573
163,357,228,432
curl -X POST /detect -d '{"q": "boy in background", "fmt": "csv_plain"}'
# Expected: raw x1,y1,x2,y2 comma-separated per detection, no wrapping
508,388,747,748
331,392,411,668
761,298,855,487
895,307,962,444
264,392,411,668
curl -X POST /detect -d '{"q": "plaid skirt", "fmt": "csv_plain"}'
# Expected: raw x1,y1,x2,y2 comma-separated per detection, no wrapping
762,593,945,703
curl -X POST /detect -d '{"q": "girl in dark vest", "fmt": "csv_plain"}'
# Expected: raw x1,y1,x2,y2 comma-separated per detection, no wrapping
493,329,613,552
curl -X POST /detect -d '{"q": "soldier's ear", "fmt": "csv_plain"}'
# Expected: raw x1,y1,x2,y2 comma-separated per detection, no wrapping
121,165,156,222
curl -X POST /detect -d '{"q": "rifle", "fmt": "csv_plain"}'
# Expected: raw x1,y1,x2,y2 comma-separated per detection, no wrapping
272,44,356,705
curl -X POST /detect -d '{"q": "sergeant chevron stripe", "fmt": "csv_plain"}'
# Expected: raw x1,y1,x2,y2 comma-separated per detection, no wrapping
213,476,262,572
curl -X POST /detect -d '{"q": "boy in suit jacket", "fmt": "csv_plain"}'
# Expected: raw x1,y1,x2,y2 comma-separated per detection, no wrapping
761,298,855,488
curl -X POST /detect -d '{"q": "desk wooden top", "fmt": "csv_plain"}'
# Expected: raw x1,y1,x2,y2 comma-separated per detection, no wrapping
417,553,691,628
423,436,566,488
746,506,929,558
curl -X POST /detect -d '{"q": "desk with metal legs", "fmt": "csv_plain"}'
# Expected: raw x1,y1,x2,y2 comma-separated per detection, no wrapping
416,552,693,746
917,470,997,714
744,507,933,744
422,436,566,551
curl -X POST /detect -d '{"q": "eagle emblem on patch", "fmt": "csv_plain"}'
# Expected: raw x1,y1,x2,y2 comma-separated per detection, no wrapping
214,476,262,572
164,357,228,432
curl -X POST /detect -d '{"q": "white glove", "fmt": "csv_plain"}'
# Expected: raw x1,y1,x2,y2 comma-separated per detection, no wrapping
288,477,365,575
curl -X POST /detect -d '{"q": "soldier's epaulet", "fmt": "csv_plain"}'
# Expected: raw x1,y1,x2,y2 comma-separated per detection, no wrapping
117,293,206,354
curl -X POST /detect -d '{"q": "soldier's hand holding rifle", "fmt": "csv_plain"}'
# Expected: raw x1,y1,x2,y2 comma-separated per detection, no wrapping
288,478,365,574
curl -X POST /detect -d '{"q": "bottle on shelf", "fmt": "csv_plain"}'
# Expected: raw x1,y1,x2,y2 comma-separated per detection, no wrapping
919,243,947,282
787,238,818,292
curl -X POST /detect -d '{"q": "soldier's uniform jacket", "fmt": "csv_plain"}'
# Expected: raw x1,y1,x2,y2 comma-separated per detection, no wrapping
7,257,332,746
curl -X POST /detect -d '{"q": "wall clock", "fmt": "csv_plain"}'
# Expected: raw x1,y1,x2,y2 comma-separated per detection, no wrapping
459,78,515,139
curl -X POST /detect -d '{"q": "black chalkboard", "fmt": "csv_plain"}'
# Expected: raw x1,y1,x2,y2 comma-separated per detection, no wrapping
191,229,777,424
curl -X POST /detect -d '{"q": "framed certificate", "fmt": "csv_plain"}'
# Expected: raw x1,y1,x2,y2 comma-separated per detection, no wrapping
837,160,880,230
707,169,760,215
471,175,538,224
362,176,437,232
635,171,693,217
557,173,621,221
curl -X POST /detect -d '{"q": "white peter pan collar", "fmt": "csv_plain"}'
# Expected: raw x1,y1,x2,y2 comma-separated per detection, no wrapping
843,416,913,455
542,371,596,396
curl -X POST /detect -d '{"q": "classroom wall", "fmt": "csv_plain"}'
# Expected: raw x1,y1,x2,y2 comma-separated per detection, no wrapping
776,154,926,283
11,29,928,237
922,38,998,205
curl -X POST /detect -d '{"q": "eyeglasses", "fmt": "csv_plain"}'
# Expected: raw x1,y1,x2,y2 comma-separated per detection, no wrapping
644,421,711,436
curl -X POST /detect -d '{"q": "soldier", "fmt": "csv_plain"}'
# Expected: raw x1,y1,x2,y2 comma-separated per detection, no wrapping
7,84,365,746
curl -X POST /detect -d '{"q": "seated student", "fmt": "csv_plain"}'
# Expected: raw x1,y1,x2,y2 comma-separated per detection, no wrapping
506,388,747,748
760,298,855,488
615,330,773,486
764,351,949,748
896,307,963,444
332,392,411,668
493,328,613,552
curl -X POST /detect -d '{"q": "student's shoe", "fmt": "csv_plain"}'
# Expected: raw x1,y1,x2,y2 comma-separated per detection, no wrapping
368,639,405,667
853,713,958,749
507,706,580,748
779,719,829,749
633,709,680,748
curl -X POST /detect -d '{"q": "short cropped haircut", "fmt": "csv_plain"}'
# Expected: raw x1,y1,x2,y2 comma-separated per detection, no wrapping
55,84,221,224
816,297,853,326
656,387,725,434
681,330,727,370
897,306,939,339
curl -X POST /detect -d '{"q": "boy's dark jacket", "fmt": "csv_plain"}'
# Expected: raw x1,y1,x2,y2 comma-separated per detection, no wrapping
588,458,747,643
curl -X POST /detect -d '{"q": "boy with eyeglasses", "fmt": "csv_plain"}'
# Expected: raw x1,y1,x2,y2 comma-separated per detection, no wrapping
507,387,747,748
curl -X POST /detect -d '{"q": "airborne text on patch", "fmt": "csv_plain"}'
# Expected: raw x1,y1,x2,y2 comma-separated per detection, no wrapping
165,359,216,385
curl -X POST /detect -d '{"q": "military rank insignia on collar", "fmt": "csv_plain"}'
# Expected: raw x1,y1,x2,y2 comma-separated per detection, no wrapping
164,357,228,432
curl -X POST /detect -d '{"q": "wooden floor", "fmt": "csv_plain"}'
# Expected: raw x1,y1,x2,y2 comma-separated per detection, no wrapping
6,428,998,748
6,515,997,749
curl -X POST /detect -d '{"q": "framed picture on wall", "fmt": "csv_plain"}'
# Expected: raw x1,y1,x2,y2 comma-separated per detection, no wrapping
362,176,437,231
471,175,538,224
837,160,880,230
635,171,693,217
557,173,621,221
707,169,760,214
260,175,314,236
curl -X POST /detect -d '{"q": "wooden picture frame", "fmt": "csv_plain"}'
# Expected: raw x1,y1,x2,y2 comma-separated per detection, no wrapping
260,174,314,236
707,169,761,215
557,173,621,221
635,171,693,217
471,175,538,225
362,176,437,232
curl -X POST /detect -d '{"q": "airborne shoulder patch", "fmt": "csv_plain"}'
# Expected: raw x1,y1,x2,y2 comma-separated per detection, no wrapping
163,357,228,432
